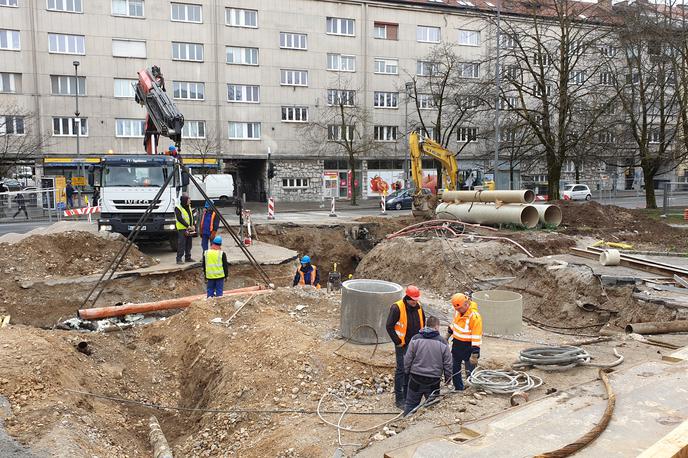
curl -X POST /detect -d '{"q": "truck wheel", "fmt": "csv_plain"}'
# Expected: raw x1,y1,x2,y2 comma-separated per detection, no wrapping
219,196,229,201
169,233,178,252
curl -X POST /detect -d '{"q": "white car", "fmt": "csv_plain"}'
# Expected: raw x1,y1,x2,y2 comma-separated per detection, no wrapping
562,184,592,201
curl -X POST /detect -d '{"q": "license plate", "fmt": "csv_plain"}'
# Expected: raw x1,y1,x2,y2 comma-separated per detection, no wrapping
128,225,146,231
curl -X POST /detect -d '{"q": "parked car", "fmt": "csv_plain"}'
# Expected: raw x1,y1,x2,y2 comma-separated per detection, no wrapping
385,188,432,210
0,179,21,191
561,184,592,201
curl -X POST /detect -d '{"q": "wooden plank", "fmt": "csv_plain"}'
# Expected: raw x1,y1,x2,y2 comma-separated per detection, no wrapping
674,274,688,289
636,419,688,458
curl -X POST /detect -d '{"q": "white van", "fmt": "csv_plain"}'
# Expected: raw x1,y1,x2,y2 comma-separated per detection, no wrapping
190,173,235,201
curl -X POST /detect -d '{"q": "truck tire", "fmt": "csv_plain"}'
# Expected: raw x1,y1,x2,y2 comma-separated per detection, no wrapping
219,195,230,201
169,233,178,252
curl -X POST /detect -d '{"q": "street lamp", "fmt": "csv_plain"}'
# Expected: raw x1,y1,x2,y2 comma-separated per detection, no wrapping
73,60,82,204
404,82,414,186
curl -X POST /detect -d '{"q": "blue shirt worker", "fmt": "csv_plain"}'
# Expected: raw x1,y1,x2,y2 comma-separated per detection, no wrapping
293,255,320,288
199,201,220,252
202,236,229,297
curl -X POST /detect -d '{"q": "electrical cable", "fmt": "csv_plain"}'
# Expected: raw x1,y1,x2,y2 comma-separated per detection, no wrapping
467,367,543,394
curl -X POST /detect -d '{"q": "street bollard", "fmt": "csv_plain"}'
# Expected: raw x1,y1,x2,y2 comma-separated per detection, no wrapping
329,197,337,217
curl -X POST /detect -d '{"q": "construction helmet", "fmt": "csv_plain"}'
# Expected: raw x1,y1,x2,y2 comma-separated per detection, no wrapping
451,293,469,308
405,285,421,301
301,255,311,264
212,236,222,245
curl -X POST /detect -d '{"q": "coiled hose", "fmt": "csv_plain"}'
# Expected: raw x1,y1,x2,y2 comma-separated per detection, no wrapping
513,346,624,371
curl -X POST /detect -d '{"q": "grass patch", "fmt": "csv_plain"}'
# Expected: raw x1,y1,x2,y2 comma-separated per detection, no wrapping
637,207,688,225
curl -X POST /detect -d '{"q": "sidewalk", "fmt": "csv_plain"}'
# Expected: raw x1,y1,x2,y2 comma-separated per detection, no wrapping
244,198,381,214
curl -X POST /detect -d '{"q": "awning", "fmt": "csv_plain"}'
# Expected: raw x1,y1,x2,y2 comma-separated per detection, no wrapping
182,157,219,168
43,157,102,166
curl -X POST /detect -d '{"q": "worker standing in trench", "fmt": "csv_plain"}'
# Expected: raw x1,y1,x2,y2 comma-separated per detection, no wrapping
447,293,483,391
203,236,229,297
386,285,425,410
293,255,320,288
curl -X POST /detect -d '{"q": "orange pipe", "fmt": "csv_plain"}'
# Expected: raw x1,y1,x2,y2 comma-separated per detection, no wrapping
78,285,265,320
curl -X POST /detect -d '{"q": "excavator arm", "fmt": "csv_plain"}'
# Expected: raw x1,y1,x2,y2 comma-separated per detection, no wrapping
134,66,185,154
408,130,459,193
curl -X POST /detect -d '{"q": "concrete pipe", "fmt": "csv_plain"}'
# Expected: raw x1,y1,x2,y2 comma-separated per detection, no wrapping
341,279,403,344
600,249,621,266
440,190,535,204
534,204,563,227
435,202,540,229
625,321,688,335
472,290,523,335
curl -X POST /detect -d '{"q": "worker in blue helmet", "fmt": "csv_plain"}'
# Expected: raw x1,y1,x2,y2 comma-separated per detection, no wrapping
293,255,320,288
167,145,178,157
202,235,229,297
198,200,220,252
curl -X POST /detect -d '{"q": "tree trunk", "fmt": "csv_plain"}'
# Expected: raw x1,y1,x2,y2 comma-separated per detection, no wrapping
642,167,657,209
509,158,515,190
548,158,562,200
349,154,357,206
575,164,580,183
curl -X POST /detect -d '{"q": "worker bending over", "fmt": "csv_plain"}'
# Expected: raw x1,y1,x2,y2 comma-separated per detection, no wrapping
403,315,452,416
202,236,229,297
447,293,483,390
386,285,425,409
293,255,320,288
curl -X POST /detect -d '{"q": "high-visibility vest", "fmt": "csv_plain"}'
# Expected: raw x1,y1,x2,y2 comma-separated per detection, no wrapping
451,301,483,347
176,204,193,230
204,249,225,279
393,299,425,347
199,209,216,236
298,265,320,289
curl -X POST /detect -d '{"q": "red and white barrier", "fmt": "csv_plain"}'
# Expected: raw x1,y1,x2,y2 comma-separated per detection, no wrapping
267,197,275,220
243,209,253,246
536,195,549,201
380,194,387,215
64,206,101,217
329,197,337,217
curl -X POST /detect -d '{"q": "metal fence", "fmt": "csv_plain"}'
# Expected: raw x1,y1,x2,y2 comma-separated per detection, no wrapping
0,188,64,223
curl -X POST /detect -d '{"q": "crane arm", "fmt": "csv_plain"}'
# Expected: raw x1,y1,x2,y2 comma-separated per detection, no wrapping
408,130,460,192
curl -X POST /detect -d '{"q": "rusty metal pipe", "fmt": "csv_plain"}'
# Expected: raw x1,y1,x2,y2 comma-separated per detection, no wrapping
77,285,265,320
625,321,688,335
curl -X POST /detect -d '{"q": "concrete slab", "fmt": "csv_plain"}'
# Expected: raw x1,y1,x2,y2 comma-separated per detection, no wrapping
550,254,671,280
383,358,688,457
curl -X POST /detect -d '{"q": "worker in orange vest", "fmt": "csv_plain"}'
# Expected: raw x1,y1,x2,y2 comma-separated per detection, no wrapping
199,200,220,252
292,256,320,288
386,285,425,409
446,292,483,391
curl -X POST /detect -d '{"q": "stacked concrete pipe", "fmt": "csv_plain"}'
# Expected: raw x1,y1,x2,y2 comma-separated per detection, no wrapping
340,279,403,344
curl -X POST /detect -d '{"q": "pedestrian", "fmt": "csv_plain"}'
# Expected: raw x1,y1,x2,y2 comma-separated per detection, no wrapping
175,195,195,264
91,186,100,207
13,192,28,220
202,236,228,298
446,293,483,391
386,285,425,409
292,255,320,288
65,180,75,209
199,200,220,252
403,315,452,416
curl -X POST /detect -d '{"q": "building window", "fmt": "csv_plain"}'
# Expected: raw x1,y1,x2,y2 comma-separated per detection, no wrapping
420,127,436,141
173,81,204,100
373,22,398,40
458,62,480,79
227,84,260,103
52,117,87,136
280,69,308,86
570,70,586,85
171,3,201,23
172,42,203,61
458,127,478,142
499,96,517,110
0,116,24,135
50,75,86,96
417,25,440,43
225,8,257,28
282,178,309,188
458,30,480,46
327,125,355,141
599,44,617,57
182,120,205,138
374,58,398,75
226,46,258,65
112,39,146,58
599,72,613,86
0,0,18,6
228,122,261,140
503,65,520,80
417,60,439,77
501,130,516,142
533,84,552,97
0,29,20,50
374,126,398,142
47,0,82,13
115,118,145,137
327,54,356,72
649,129,660,144
48,33,84,54
418,94,435,109
326,17,355,36
112,0,143,18
374,91,398,108
532,52,553,67
0,73,21,93
459,96,481,110
327,89,355,106
501,34,517,49
281,106,309,122
598,132,616,144
114,78,136,98
280,32,307,50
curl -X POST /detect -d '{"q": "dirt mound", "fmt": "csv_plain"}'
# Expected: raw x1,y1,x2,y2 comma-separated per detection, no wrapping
557,201,687,249
0,231,156,280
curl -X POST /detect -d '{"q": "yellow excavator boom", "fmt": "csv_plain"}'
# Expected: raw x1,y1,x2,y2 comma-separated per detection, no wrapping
408,130,459,193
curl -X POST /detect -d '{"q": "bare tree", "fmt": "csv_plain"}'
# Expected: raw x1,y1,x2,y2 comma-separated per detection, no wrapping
495,0,615,199
184,128,220,182
0,104,48,178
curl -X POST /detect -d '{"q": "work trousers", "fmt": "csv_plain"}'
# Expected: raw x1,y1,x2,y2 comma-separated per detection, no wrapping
201,235,210,252
394,345,408,404
66,195,74,208
176,230,193,262
206,278,225,297
13,207,28,219
451,340,476,390
403,373,440,416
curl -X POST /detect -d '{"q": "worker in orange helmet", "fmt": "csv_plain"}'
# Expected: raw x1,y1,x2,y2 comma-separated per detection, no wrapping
386,285,425,409
447,292,483,390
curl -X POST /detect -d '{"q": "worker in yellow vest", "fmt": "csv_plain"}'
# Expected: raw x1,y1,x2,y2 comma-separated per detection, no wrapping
175,195,195,264
446,292,483,391
202,236,228,297
386,285,425,409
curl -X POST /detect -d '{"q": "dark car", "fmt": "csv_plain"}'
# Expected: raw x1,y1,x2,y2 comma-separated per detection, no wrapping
385,188,432,210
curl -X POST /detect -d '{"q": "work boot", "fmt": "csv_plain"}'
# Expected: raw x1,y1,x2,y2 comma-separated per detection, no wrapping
395,399,405,410
176,260,183,265
185,258,195,263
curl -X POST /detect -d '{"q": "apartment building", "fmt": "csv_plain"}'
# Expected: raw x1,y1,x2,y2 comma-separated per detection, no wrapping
0,0,512,201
